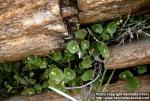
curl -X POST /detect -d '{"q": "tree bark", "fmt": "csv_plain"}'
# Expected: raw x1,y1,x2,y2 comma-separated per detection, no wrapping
0,0,67,61
78,0,150,24
106,38,150,69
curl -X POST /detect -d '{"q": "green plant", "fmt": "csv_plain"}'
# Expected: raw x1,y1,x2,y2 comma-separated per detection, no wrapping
137,65,147,74
119,70,140,91
0,15,149,100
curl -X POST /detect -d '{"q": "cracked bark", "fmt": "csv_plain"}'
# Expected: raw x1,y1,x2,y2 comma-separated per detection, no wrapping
0,0,67,61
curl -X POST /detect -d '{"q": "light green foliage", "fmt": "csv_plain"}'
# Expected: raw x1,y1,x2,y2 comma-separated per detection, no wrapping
119,70,134,80
24,56,47,70
64,68,76,83
126,77,140,91
62,50,75,63
52,51,62,61
29,71,34,78
34,84,42,93
137,65,147,74
0,16,148,98
5,84,13,93
81,56,93,68
21,87,35,96
107,21,117,37
101,32,110,41
91,24,103,34
75,29,87,39
119,70,140,91
81,40,90,50
67,40,80,53
49,68,64,84
81,70,94,81
28,79,36,85
97,42,109,59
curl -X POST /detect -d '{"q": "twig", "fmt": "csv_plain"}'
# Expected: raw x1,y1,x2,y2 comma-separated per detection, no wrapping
119,15,130,35
87,28,101,43
142,31,150,37
97,66,107,91
102,69,116,92
65,63,102,90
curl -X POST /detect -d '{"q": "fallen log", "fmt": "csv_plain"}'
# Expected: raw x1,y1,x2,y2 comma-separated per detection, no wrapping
6,75,150,101
106,38,150,69
0,0,67,61
78,0,150,24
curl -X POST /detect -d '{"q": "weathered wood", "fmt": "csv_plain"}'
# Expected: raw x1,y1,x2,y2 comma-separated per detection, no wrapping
78,0,150,24
106,38,150,69
0,0,67,61
105,75,150,92
61,6,78,18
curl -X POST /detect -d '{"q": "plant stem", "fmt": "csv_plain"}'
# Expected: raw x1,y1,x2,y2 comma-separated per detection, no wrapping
102,69,116,92
98,67,107,91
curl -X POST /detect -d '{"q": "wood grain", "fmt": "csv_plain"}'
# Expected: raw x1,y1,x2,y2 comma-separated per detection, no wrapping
106,38,150,69
78,0,150,24
0,0,67,61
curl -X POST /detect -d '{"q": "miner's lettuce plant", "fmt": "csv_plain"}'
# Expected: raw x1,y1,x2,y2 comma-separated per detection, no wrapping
1,16,148,100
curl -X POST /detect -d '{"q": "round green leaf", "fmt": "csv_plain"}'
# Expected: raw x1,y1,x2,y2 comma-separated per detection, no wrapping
78,49,87,58
21,87,35,96
6,84,13,93
64,68,76,83
75,29,87,39
26,56,47,69
91,24,103,34
62,50,75,63
52,51,62,61
101,32,110,41
49,68,64,84
126,77,140,91
97,42,109,59
29,71,34,78
34,84,42,93
119,70,134,80
107,21,117,37
67,40,80,53
137,65,147,74
81,70,94,81
81,56,93,68
81,40,90,50
28,79,36,85
42,81,48,89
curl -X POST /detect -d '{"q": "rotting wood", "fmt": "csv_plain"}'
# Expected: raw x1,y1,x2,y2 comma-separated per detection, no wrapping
0,0,67,61
106,38,150,69
78,0,150,24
